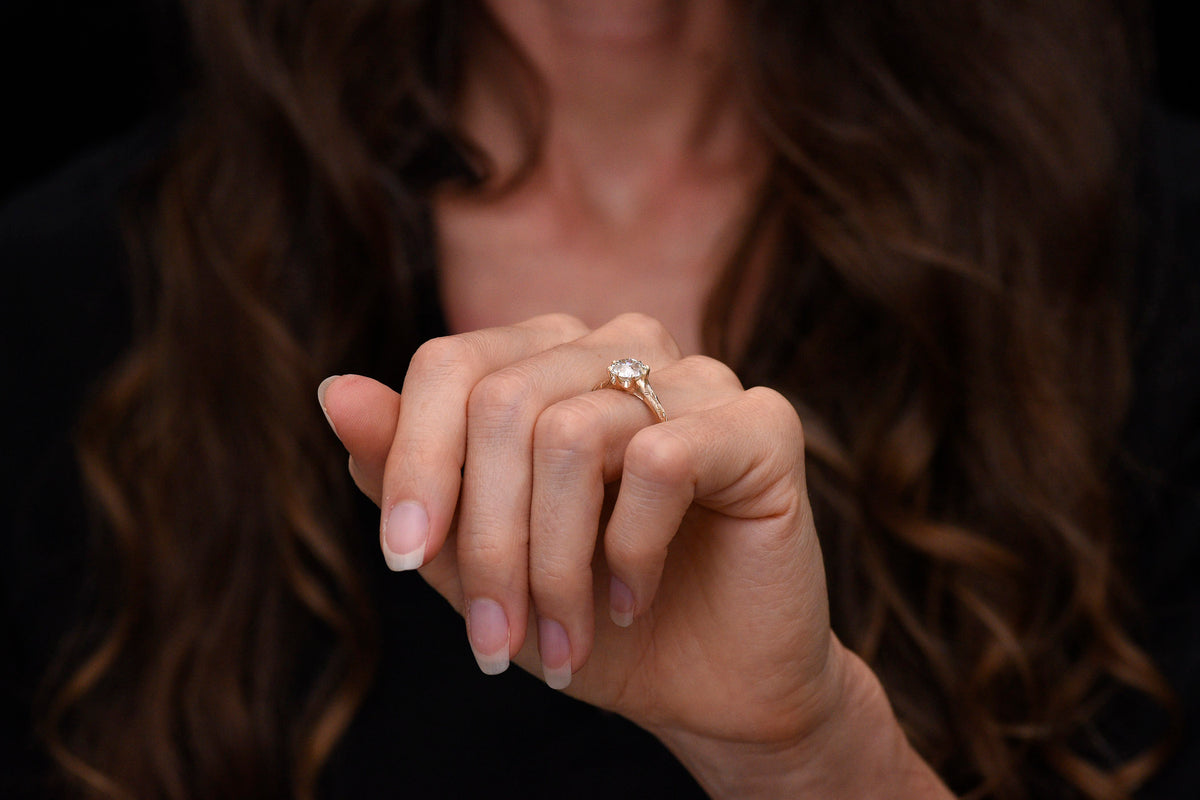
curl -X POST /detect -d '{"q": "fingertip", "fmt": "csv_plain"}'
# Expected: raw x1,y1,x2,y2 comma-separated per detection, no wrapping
317,375,342,437
609,575,636,628
537,617,573,690
381,501,430,571
467,598,511,675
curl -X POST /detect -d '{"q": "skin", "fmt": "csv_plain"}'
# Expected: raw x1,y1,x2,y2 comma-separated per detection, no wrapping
436,0,767,354
320,2,956,796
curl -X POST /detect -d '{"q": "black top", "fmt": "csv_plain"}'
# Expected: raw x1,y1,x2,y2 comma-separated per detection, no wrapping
1,110,1197,798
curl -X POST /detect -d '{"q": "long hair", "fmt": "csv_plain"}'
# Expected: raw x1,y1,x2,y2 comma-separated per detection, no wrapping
43,1,1171,797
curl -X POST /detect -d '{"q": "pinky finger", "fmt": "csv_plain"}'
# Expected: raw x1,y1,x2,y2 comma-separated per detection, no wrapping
603,426,697,627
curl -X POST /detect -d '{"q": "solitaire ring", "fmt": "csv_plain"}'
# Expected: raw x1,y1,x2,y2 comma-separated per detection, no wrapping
592,358,667,422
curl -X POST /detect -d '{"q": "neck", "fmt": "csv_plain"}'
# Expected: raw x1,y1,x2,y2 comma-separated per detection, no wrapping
464,0,755,223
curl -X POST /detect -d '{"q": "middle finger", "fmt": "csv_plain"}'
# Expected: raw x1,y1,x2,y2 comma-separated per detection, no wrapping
458,314,681,676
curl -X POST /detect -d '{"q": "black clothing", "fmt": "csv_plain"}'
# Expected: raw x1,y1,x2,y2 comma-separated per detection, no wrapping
2,111,1198,798
1115,108,1200,795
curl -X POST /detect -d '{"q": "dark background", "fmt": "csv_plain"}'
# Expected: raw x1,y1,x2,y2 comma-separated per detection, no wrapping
1,0,1197,205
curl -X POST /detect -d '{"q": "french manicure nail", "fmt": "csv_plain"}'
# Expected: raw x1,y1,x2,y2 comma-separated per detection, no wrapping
316,375,341,437
609,576,635,628
537,617,572,690
467,598,510,675
382,501,428,571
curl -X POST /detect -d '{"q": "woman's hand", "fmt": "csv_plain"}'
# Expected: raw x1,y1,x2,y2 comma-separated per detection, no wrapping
319,313,950,798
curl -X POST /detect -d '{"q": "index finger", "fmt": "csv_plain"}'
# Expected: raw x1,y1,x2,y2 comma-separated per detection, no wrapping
379,314,589,572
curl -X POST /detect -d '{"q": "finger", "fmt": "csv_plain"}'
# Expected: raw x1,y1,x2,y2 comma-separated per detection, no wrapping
527,355,741,687
318,374,400,506
457,314,682,676
604,386,807,627
527,397,613,689
379,314,588,575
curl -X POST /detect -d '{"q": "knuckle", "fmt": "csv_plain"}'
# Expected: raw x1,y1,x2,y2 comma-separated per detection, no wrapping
610,312,678,354
528,556,585,603
391,437,458,480
745,386,805,448
527,312,589,339
606,527,665,571
467,370,532,431
677,355,742,391
407,335,479,381
534,402,605,462
457,530,522,584
625,427,693,488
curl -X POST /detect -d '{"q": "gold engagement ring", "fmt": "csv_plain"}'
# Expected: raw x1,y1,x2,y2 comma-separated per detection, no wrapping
593,358,667,422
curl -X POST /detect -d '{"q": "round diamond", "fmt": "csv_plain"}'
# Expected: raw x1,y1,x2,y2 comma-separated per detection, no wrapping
611,359,646,381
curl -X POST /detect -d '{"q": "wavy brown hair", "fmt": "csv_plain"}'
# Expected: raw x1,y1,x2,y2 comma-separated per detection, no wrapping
43,0,1172,798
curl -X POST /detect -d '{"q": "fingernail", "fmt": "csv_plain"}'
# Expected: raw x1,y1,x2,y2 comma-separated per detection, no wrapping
381,501,428,571
316,375,341,437
609,576,635,628
537,617,572,690
467,598,510,675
